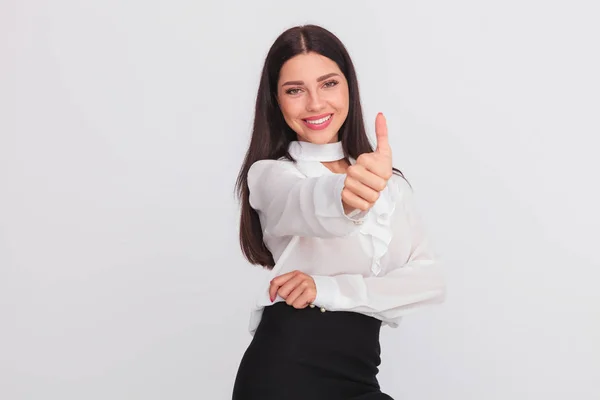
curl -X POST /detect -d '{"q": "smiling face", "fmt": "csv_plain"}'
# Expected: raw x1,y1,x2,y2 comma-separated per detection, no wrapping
277,52,350,144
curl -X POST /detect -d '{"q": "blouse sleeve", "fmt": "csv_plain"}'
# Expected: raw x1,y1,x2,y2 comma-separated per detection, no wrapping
310,178,446,321
247,160,368,238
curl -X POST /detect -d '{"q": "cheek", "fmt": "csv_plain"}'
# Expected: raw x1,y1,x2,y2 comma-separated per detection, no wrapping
333,100,349,120
279,98,303,119
330,91,349,124
328,89,349,112
279,99,305,132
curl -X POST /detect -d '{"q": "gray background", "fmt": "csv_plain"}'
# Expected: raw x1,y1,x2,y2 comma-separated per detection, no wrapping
1,0,599,399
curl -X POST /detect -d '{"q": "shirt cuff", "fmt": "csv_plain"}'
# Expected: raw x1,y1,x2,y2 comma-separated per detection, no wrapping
345,207,369,221
311,275,340,310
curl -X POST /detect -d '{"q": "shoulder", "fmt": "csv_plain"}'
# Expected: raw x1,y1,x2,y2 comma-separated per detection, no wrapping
247,159,304,186
248,159,300,175
389,173,414,198
389,173,423,216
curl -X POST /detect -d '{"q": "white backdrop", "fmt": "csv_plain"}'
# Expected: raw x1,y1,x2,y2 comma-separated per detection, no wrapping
1,1,599,399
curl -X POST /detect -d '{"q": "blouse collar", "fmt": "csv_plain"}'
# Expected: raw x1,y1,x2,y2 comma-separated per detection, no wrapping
288,140,345,162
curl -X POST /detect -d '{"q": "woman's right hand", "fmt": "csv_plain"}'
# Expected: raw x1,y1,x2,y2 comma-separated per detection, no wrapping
342,113,393,213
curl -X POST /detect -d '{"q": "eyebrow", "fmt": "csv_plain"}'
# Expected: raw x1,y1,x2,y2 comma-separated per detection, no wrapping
281,73,340,87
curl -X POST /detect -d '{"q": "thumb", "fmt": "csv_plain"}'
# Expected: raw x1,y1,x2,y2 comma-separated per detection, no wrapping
375,112,391,156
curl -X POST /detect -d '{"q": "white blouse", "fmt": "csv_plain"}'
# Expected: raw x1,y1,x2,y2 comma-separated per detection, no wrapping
246,140,446,335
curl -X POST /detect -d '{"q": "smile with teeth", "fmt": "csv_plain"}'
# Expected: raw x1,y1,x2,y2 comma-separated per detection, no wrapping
304,114,332,125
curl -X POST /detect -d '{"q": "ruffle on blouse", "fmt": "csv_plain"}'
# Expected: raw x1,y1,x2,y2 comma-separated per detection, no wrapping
286,158,403,277
358,182,401,276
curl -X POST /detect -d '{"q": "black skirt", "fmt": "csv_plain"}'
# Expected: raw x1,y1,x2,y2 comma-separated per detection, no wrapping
232,302,394,400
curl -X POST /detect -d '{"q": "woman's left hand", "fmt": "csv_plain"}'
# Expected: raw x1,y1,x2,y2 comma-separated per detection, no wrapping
269,270,317,309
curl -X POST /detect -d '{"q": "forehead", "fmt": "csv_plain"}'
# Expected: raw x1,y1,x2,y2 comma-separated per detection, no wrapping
278,52,344,82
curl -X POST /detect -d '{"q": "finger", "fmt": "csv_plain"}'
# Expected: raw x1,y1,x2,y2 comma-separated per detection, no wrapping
286,282,312,308
292,289,316,309
278,274,308,301
375,112,391,157
342,186,373,212
268,282,278,302
347,163,388,192
356,155,393,181
269,270,299,301
344,176,380,204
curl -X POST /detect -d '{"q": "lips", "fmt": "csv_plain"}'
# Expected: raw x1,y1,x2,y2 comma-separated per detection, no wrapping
301,113,333,130
303,113,332,121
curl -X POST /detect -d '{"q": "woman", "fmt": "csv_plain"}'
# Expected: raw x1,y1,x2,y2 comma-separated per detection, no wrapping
232,24,446,400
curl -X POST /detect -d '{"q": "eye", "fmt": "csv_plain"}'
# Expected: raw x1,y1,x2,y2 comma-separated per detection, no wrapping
323,80,339,88
285,88,302,95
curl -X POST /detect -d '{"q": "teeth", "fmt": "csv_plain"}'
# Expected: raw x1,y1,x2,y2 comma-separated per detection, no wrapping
305,114,332,124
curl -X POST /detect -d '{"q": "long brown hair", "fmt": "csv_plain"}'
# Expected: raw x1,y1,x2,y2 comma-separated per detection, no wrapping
235,24,407,269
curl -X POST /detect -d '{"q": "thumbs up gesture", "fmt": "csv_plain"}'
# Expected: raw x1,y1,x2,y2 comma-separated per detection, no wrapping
342,113,393,213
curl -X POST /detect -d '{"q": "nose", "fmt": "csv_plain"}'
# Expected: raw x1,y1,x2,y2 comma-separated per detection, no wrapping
306,90,325,112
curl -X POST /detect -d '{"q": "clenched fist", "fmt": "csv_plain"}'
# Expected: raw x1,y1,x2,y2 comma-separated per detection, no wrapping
342,112,393,213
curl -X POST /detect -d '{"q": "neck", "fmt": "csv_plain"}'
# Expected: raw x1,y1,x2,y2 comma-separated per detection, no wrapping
321,158,350,174
287,140,345,162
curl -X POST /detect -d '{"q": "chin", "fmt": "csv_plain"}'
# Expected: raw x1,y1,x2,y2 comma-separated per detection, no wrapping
296,123,341,144
297,132,338,144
